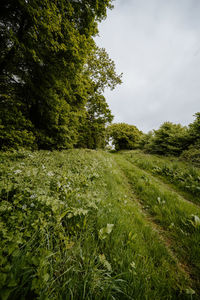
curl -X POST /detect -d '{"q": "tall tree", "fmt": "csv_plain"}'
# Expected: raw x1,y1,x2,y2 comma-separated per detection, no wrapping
0,0,115,149
77,46,122,149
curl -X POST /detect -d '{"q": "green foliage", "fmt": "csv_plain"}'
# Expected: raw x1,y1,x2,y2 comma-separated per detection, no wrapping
0,0,120,150
0,149,194,299
180,113,200,166
140,113,200,159
138,131,153,151
180,141,200,167
77,94,114,149
116,152,200,290
188,112,200,143
107,123,143,150
143,122,189,156
76,46,122,149
122,150,200,205
0,100,36,150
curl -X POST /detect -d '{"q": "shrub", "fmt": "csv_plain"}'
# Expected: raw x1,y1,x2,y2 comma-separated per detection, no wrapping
106,123,143,151
145,122,189,156
180,141,200,167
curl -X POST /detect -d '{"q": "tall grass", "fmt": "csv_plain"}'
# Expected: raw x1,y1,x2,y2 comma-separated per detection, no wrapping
0,150,196,299
114,153,200,293
121,150,200,205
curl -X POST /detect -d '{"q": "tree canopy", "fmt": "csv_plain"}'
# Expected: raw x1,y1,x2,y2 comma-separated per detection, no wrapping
107,123,143,151
0,0,121,150
141,122,189,156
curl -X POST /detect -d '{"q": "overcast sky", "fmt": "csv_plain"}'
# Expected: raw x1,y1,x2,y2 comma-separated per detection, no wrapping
95,0,200,132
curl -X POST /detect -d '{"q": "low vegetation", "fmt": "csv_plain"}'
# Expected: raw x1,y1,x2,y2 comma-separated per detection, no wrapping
1,149,199,299
115,153,200,290
121,150,200,205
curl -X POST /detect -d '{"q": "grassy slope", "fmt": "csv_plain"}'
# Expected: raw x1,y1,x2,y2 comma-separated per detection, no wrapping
120,150,200,205
114,153,200,292
0,150,199,299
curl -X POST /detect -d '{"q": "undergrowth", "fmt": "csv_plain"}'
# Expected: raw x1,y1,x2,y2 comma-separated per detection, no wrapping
121,150,200,205
0,150,198,299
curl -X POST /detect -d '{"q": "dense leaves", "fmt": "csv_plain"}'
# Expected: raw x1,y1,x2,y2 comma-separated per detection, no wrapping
0,150,195,299
107,123,143,150
76,46,122,149
180,113,200,166
0,0,121,150
145,122,189,156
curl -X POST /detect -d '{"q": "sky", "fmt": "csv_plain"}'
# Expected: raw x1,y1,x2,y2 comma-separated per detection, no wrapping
95,0,200,133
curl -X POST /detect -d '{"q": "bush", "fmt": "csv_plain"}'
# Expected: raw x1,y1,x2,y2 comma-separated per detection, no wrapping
107,123,143,151
144,122,189,156
180,141,200,167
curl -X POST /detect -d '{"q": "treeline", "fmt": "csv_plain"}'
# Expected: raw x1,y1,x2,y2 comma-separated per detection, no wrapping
107,113,200,166
0,0,121,150
1,1,199,166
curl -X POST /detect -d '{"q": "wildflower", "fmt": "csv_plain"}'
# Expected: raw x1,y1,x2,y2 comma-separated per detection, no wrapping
130,261,136,268
47,171,54,176
14,169,22,174
30,203,35,208
186,288,195,295
99,254,112,271
157,197,161,204
130,261,137,275
22,204,27,210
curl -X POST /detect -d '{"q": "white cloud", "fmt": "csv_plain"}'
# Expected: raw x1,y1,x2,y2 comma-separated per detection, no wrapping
96,0,200,132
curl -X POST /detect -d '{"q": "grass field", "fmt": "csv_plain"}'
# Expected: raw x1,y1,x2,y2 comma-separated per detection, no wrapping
0,150,199,299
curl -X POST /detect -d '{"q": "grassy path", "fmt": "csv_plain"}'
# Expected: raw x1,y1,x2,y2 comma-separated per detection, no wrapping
121,151,200,206
129,165,199,209
113,153,200,295
1,150,199,299
112,164,192,280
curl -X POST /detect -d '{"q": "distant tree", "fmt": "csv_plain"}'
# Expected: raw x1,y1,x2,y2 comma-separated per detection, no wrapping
188,112,200,143
138,131,154,151
76,46,122,149
147,122,189,156
107,123,143,151
180,112,200,165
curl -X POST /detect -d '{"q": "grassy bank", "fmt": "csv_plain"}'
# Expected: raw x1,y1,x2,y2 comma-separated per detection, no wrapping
114,152,200,293
120,150,200,205
0,150,199,299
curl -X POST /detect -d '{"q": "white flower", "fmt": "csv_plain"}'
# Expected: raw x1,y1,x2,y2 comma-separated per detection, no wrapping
14,169,22,174
30,194,36,199
57,181,61,188
130,261,136,268
22,204,27,210
30,203,35,207
47,171,54,177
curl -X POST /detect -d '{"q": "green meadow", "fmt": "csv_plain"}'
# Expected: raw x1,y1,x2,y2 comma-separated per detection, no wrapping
0,150,200,299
